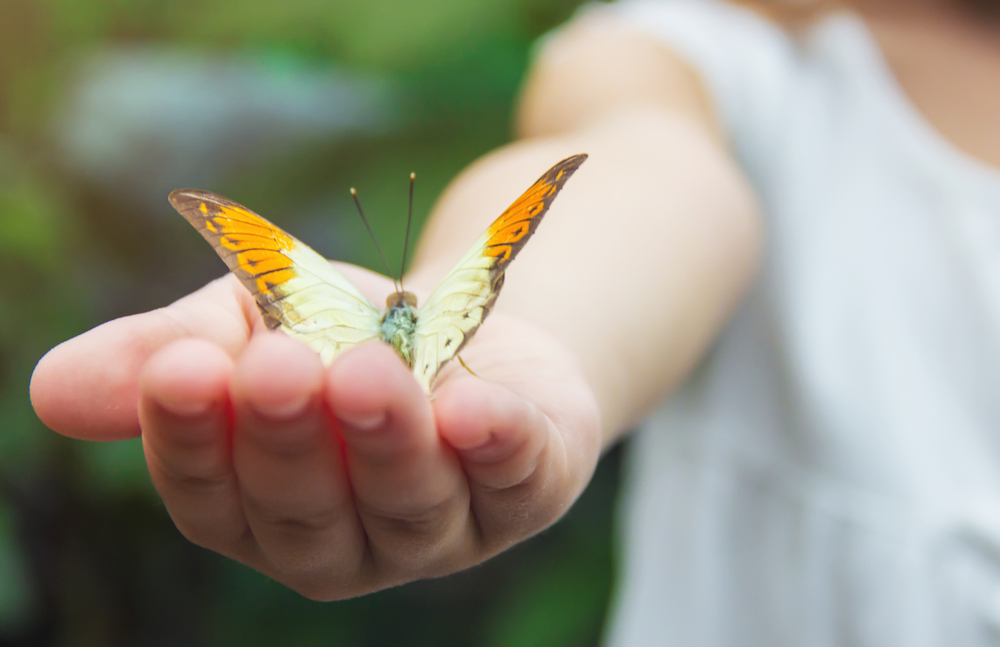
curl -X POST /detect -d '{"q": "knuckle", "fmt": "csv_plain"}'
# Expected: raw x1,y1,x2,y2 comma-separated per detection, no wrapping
357,497,459,539
245,500,342,535
357,498,474,574
243,424,322,457
147,453,232,493
166,472,231,493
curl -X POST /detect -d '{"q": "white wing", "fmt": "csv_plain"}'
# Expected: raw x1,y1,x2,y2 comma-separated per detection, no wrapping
411,153,588,393
169,190,382,365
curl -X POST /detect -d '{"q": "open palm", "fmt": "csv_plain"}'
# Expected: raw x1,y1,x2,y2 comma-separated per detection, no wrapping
30,267,601,600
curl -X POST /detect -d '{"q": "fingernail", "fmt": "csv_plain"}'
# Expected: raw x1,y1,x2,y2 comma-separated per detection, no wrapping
337,411,386,431
252,394,311,420
154,396,212,418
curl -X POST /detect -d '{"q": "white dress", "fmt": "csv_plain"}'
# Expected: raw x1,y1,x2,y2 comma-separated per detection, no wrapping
588,2,1000,645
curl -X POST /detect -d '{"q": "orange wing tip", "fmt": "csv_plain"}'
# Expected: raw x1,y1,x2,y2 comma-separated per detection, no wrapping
169,189,297,253
484,153,588,246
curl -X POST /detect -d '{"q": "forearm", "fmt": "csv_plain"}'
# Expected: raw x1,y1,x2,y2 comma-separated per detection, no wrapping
407,109,760,443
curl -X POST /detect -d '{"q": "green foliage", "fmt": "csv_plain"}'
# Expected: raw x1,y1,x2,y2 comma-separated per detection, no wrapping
0,142,81,476
0,500,37,633
487,553,611,647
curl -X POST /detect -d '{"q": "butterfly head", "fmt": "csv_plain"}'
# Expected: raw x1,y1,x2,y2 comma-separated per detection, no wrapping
385,291,418,309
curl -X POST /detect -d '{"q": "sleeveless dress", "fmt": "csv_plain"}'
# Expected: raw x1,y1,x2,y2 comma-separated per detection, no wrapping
583,2,1000,645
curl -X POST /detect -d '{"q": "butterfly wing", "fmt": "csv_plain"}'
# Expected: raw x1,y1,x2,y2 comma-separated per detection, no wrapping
169,190,382,365
411,153,587,393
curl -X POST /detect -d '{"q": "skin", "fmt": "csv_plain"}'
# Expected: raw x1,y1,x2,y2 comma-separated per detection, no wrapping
29,0,1000,600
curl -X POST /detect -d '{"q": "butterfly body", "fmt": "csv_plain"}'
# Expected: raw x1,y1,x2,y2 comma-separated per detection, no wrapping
170,153,587,394
380,292,418,365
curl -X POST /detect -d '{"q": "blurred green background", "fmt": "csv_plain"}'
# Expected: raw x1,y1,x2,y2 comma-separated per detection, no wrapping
0,0,624,644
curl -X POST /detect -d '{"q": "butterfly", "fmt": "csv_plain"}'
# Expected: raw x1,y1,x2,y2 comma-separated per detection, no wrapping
169,153,587,394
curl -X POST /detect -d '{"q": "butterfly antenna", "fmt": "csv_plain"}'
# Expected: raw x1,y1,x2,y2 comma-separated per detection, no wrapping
351,187,399,292
400,171,415,292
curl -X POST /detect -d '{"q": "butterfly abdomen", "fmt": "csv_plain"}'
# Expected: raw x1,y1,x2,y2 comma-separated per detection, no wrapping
381,291,419,367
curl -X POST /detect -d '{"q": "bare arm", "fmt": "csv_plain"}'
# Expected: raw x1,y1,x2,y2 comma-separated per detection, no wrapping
410,19,760,441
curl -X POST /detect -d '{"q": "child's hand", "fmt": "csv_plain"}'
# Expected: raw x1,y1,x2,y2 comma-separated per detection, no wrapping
31,268,601,600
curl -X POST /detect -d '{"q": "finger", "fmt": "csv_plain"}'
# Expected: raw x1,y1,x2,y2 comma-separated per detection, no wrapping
435,377,553,487
327,343,473,573
433,376,572,551
139,338,254,558
32,275,256,440
230,333,365,593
